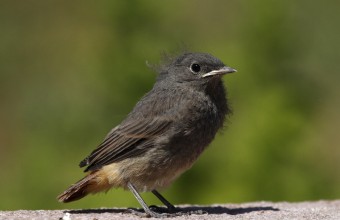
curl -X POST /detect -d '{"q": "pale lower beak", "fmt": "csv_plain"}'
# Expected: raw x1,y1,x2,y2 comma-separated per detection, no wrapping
202,66,237,78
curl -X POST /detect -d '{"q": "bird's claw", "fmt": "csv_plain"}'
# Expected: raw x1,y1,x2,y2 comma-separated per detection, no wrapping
126,206,190,218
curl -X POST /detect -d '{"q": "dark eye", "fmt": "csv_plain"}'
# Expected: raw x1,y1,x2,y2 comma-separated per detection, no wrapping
190,63,201,73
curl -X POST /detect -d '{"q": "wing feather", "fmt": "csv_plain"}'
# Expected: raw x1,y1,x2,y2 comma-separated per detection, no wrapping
79,117,172,172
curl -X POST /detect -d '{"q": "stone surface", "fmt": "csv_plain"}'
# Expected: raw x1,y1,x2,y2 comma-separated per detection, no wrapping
1,200,340,220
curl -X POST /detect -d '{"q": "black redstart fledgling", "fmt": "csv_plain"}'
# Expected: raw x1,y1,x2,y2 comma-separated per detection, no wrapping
57,52,236,217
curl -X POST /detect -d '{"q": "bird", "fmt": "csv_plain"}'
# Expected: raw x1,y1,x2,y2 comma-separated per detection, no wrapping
57,52,236,217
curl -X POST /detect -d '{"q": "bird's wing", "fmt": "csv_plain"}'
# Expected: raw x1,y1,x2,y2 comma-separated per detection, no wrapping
79,116,173,172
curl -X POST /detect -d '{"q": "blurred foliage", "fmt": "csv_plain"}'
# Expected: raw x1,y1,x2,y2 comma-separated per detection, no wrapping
0,0,339,210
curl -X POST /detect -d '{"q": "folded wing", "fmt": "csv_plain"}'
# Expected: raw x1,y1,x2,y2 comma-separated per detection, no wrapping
79,117,172,172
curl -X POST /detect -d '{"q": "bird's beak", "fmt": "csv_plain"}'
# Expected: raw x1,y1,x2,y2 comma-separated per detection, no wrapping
202,66,237,78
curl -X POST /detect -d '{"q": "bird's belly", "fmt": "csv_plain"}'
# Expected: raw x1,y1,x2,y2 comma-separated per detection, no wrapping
102,145,201,192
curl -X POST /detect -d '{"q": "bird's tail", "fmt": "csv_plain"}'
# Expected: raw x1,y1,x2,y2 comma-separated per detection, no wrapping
57,171,109,203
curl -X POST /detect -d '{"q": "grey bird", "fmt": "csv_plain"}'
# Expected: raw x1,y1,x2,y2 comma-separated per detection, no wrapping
57,52,236,217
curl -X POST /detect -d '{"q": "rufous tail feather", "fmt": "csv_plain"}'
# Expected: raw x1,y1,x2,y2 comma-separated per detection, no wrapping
57,173,95,203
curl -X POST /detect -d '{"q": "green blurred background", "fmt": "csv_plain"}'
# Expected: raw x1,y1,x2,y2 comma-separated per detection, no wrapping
1,0,339,210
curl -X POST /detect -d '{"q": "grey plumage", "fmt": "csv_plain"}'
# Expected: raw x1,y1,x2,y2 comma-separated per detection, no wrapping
58,52,236,217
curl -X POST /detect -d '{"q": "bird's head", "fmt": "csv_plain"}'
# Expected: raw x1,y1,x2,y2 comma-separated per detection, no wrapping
157,52,236,86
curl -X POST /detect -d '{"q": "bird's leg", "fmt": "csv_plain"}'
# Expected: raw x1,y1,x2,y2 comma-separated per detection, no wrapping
151,190,177,213
127,182,169,218
151,190,207,216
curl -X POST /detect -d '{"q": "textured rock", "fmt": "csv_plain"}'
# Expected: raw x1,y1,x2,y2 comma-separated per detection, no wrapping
1,200,340,220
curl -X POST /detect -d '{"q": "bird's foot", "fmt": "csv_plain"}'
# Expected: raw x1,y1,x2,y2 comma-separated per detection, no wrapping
126,207,176,218
149,205,178,213
127,205,192,218
126,206,206,218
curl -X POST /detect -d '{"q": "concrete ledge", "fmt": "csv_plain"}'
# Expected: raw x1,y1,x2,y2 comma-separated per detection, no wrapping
1,200,339,219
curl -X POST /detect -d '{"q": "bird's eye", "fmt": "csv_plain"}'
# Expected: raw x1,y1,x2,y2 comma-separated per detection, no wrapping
190,63,201,74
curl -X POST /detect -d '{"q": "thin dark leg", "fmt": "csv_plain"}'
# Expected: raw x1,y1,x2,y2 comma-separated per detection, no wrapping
151,190,176,212
151,190,206,216
127,182,164,218
127,182,153,217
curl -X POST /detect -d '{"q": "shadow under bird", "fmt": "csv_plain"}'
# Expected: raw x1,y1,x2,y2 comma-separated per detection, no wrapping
57,52,236,217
